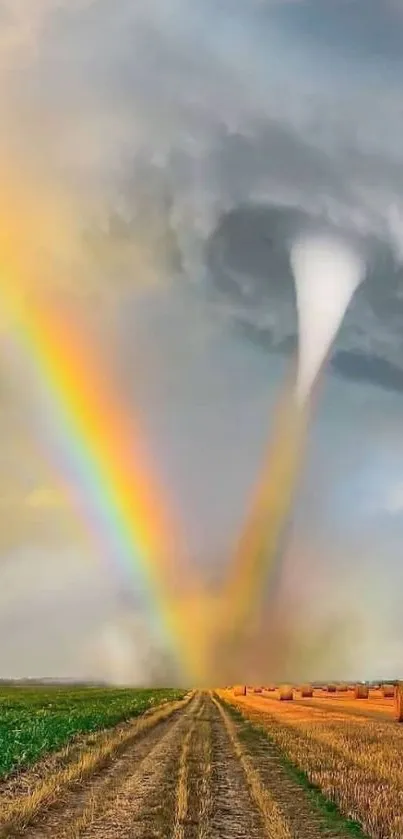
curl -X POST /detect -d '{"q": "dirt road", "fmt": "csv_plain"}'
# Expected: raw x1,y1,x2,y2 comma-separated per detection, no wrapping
1,691,359,839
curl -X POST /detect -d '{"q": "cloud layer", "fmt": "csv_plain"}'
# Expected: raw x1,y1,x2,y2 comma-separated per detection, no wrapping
1,0,403,681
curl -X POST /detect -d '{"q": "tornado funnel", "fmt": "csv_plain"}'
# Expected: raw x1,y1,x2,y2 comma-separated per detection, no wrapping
290,234,365,404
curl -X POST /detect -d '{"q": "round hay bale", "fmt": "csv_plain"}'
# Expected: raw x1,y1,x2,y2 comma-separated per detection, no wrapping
265,685,276,692
336,685,348,692
395,683,403,721
327,684,337,693
233,685,246,696
382,684,395,698
354,684,369,699
299,684,313,697
253,687,262,693
278,685,293,701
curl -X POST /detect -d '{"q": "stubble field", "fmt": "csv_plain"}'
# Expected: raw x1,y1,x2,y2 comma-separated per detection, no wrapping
0,684,400,839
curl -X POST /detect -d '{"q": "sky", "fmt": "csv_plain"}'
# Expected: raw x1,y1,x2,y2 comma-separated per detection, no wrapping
1,0,403,683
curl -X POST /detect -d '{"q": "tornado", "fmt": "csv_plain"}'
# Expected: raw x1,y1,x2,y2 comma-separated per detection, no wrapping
219,233,366,683
291,234,365,404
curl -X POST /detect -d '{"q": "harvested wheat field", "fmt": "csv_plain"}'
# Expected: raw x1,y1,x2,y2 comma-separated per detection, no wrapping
0,685,380,839
5,684,403,838
290,687,397,722
221,685,403,839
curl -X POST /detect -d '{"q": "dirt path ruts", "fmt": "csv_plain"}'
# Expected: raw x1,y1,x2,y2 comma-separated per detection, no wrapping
10,692,359,839
79,697,198,839
77,693,268,839
208,698,265,838
25,693,202,839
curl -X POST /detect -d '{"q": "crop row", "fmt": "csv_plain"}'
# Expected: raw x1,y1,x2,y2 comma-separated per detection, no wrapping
0,686,185,777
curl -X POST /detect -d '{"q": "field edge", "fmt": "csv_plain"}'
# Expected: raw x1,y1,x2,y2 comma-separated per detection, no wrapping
215,692,370,839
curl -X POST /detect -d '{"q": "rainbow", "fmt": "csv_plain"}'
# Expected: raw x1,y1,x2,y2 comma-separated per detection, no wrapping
0,284,200,679
221,371,310,656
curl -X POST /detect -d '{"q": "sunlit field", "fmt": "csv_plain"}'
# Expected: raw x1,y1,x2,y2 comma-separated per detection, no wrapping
220,684,403,838
0,684,401,837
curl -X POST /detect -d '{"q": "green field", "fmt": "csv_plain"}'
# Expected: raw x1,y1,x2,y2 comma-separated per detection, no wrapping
0,685,185,778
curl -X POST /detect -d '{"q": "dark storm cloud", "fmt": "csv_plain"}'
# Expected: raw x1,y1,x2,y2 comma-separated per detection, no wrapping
332,352,403,394
2,0,401,333
262,0,403,70
233,315,403,394
205,200,403,393
2,0,403,681
207,121,352,208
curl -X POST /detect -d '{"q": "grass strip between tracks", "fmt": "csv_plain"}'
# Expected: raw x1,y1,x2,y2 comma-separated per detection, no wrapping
212,695,292,838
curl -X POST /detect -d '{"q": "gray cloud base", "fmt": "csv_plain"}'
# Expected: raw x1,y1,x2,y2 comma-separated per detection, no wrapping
1,0,403,680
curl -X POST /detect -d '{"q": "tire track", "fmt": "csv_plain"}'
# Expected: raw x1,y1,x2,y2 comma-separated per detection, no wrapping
195,701,213,839
5,692,362,839
22,694,197,839
173,718,196,839
77,693,204,839
208,697,266,838
173,696,210,839
212,697,291,839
